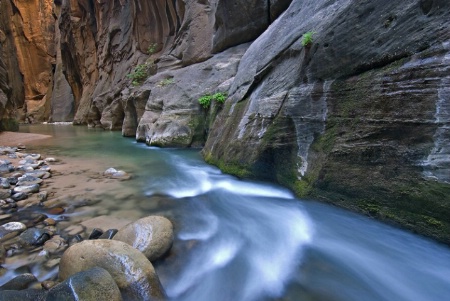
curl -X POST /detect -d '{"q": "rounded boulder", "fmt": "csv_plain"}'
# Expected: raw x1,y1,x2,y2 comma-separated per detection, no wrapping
59,239,165,301
113,216,173,261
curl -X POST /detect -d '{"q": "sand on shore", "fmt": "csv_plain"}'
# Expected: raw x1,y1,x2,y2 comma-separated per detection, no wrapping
0,131,52,146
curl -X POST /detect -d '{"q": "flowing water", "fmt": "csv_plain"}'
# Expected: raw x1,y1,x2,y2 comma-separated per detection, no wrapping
10,124,450,301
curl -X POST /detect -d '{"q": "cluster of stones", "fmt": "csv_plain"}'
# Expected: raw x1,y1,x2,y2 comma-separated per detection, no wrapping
0,146,58,259
0,146,173,300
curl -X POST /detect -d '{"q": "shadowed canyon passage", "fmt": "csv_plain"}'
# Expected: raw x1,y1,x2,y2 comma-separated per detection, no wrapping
4,124,449,301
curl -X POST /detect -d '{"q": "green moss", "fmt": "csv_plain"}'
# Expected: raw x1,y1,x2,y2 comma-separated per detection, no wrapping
204,153,251,178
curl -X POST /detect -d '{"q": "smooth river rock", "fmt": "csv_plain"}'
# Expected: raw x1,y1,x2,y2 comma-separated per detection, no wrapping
47,267,122,301
0,222,26,241
59,239,165,301
114,216,174,262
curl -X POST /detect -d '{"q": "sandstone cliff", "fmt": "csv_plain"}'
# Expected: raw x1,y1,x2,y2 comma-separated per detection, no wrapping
203,0,450,243
0,0,24,130
1,0,449,244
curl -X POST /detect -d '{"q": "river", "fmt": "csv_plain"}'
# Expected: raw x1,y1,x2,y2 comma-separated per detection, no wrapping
13,124,450,301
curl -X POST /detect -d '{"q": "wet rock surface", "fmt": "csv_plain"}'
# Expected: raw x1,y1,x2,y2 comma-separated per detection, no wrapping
59,240,166,301
0,145,172,300
114,216,174,262
203,0,450,244
47,267,122,301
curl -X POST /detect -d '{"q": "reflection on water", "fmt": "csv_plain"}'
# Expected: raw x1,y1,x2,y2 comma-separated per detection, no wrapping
14,124,450,301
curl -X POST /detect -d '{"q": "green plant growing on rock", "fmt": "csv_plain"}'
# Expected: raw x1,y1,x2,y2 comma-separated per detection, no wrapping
127,43,159,86
198,92,227,109
127,64,149,86
301,31,315,47
158,78,174,87
147,43,157,55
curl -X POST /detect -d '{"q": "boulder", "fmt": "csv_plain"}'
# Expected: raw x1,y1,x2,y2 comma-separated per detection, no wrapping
47,267,122,301
0,273,37,291
114,216,174,261
59,240,165,301
0,289,47,301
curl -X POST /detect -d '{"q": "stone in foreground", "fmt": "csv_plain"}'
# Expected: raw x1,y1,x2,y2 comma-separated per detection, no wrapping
114,216,174,262
59,239,165,301
47,267,122,301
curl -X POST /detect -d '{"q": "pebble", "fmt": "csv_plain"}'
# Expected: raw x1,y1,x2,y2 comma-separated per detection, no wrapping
11,192,28,201
17,174,43,186
41,280,58,290
98,229,118,239
0,224,26,242
47,207,65,215
18,228,52,247
43,236,67,255
104,167,131,180
88,228,103,239
13,184,40,194
43,218,56,226
0,213,12,221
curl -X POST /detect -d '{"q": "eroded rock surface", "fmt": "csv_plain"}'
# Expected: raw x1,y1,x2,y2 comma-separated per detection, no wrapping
134,43,248,147
0,0,24,130
203,0,450,243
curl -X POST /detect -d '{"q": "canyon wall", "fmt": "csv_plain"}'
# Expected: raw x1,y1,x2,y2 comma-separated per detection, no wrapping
1,0,449,243
0,0,24,130
203,0,450,244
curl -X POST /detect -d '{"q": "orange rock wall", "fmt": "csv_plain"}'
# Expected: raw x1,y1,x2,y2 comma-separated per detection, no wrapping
9,0,56,122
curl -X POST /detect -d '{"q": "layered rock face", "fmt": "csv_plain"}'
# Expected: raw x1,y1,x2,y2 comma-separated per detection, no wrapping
7,0,56,123
0,0,24,130
57,0,290,140
203,0,450,243
0,0,74,125
3,0,449,243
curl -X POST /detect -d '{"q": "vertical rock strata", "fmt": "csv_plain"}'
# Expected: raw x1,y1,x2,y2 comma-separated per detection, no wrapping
203,0,450,243
8,0,56,122
1,0,449,243
0,0,25,130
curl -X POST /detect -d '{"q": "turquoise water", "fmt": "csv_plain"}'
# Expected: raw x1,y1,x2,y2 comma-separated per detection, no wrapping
15,124,450,301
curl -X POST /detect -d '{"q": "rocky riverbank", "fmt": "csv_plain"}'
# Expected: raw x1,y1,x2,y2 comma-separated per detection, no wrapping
0,140,173,300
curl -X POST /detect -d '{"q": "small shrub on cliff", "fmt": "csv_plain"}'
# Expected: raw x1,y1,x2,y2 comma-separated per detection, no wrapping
198,92,227,109
158,78,174,87
127,43,158,86
127,64,149,86
147,43,157,55
301,31,315,47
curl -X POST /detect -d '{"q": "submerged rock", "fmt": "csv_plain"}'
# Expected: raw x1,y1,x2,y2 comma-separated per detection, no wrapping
59,240,165,301
103,168,131,180
114,216,174,262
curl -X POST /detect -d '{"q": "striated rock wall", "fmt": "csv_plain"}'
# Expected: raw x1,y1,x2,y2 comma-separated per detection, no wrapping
203,0,450,244
8,0,56,123
56,0,291,132
59,0,205,127
0,0,25,130
4,0,449,243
